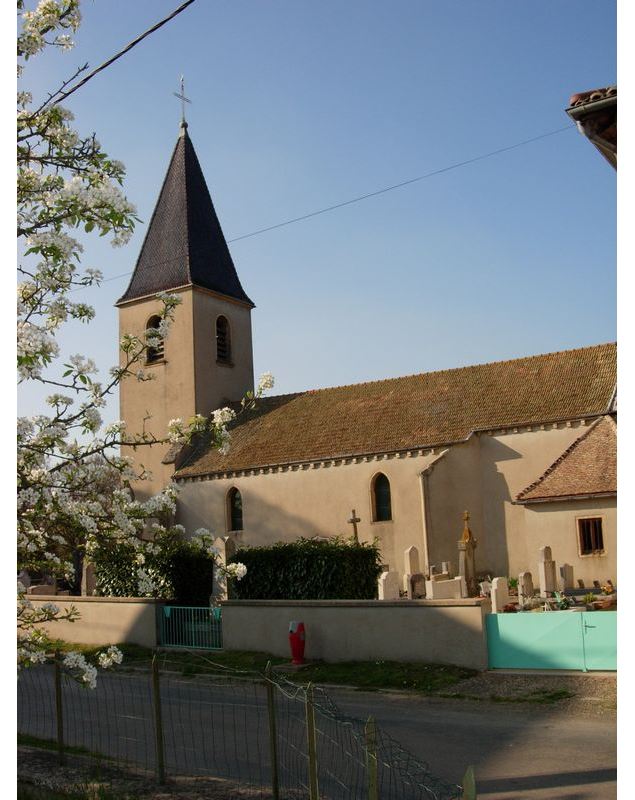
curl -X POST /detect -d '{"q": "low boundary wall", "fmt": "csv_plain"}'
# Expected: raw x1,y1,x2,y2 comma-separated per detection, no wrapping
28,596,165,649
221,599,490,670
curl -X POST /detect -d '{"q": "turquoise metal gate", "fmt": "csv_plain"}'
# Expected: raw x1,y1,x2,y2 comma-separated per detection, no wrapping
486,611,616,671
158,605,223,650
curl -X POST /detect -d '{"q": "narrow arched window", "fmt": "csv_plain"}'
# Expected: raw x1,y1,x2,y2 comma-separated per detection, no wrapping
216,316,231,363
227,487,243,531
372,473,392,522
146,315,164,363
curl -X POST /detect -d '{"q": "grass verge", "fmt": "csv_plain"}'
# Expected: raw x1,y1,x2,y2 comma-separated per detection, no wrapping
438,688,575,704
48,640,475,693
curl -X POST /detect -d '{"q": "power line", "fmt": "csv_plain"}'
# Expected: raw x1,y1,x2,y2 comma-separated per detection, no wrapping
82,123,574,289
227,124,574,243
35,0,198,111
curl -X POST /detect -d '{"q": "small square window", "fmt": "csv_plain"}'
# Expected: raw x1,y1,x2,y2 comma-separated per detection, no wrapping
578,517,604,556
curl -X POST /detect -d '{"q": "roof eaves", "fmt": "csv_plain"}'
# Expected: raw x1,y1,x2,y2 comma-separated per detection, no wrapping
515,491,616,505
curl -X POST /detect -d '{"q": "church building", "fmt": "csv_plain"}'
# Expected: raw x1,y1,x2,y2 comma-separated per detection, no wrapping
117,121,617,588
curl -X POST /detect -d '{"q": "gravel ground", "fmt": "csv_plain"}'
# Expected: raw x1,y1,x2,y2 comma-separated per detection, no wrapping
17,746,289,800
435,670,617,717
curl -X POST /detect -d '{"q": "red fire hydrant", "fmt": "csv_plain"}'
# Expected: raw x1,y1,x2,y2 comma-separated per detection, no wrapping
289,621,306,665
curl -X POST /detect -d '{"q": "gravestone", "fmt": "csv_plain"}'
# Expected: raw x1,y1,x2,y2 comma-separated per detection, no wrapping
404,546,420,575
410,574,426,598
519,571,534,605
478,580,492,597
27,583,56,596
81,562,96,596
403,546,421,598
559,563,574,591
537,546,557,596
593,580,602,590
441,561,454,578
491,577,510,613
577,579,585,588
425,576,466,600
212,535,238,602
378,570,400,600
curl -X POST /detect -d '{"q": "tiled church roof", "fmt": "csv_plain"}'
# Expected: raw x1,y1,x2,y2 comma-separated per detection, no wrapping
175,342,616,478
117,123,253,306
516,415,616,503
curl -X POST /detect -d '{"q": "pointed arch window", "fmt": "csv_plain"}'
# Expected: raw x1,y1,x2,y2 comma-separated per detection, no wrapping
227,487,243,532
216,316,231,363
372,473,392,522
146,315,164,363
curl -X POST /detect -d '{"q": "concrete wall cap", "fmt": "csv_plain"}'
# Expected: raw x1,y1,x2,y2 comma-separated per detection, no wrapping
221,598,487,608
29,596,167,605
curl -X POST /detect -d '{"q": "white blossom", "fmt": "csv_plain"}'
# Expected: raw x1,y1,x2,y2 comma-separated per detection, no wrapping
257,372,275,393
97,646,123,669
212,407,236,426
224,562,247,581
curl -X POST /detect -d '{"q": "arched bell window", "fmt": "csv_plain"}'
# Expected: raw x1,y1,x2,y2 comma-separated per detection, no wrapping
227,487,243,532
216,315,231,363
371,473,392,522
146,315,164,363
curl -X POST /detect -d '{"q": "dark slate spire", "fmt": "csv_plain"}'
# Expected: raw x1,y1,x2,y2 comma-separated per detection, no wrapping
117,123,253,306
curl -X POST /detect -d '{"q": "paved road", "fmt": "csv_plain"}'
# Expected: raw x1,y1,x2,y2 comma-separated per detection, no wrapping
18,667,616,799
332,689,616,800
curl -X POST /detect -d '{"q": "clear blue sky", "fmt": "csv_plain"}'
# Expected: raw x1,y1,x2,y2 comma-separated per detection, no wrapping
19,0,616,422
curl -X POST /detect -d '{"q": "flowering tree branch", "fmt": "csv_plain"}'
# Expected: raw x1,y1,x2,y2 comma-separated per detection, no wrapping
17,1,272,682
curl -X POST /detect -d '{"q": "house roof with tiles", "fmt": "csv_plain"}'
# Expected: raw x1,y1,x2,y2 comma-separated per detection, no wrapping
565,85,617,169
117,122,253,307
174,342,616,479
516,415,616,504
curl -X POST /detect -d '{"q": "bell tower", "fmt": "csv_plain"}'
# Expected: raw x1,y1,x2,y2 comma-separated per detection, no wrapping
116,121,255,499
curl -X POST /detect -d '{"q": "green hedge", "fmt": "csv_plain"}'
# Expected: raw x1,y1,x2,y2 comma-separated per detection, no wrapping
93,536,215,606
228,537,382,600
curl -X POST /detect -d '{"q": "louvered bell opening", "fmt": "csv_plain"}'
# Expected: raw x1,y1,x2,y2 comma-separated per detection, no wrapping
146,315,165,364
216,315,231,363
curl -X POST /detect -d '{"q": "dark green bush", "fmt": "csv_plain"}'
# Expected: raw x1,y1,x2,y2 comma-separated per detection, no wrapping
93,534,215,606
228,537,382,600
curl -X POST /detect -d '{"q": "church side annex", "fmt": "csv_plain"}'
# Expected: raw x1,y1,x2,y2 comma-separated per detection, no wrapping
117,121,617,588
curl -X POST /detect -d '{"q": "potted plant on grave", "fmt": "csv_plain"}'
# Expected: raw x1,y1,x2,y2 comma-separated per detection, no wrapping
582,592,596,611
508,577,518,597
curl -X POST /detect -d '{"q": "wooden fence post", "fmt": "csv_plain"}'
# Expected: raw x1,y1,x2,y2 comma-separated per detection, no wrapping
54,650,65,766
462,765,477,799
151,652,166,784
264,662,280,800
365,715,378,800
305,683,319,800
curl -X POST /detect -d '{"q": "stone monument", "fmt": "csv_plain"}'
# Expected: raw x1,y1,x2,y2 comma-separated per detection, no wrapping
457,511,478,596
537,546,557,596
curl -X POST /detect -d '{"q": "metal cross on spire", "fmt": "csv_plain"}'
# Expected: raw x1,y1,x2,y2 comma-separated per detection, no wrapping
173,75,191,126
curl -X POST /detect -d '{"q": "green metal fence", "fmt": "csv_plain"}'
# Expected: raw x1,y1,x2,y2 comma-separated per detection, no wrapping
486,610,616,671
158,605,222,650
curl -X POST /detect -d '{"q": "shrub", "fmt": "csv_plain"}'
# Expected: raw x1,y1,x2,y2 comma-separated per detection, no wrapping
93,532,216,606
227,537,382,600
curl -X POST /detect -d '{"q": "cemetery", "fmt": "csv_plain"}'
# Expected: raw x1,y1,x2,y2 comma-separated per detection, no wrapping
22,508,616,673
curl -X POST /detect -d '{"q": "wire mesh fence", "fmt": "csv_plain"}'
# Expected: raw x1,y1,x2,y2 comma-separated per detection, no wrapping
17,652,467,799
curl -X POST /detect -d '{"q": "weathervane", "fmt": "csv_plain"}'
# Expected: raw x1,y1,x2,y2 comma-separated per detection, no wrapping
173,75,191,125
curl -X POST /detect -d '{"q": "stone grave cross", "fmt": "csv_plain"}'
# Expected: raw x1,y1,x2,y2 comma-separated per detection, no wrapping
348,509,361,544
